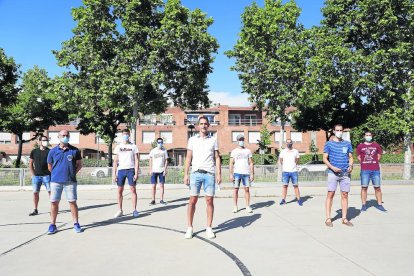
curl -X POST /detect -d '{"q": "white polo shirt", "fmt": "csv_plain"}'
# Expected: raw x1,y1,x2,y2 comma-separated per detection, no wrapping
187,135,218,174
280,148,299,172
149,147,168,173
114,143,139,170
230,147,252,175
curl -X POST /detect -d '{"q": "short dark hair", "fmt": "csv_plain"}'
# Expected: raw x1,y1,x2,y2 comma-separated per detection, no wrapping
363,129,372,136
198,116,210,124
333,124,343,130
157,137,163,142
122,128,130,134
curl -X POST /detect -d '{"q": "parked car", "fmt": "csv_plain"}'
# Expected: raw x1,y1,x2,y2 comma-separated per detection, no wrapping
297,160,328,175
90,168,142,178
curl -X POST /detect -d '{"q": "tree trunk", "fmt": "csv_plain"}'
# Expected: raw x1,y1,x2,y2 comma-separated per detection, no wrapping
403,132,412,180
325,130,329,141
107,138,114,167
15,133,23,168
277,120,285,182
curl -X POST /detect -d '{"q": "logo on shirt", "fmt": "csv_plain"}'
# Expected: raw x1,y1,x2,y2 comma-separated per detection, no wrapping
120,148,133,152
154,153,165,158
67,155,73,161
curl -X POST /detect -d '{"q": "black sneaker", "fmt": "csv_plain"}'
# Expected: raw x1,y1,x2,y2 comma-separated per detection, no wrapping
29,209,38,216
149,200,156,205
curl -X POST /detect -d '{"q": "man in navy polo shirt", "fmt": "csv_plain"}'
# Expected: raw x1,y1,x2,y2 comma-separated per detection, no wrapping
47,130,83,234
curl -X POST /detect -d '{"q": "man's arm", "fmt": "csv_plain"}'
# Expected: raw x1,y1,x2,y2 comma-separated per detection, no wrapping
347,153,354,172
149,156,153,174
134,153,139,181
184,150,192,185
113,155,118,182
229,157,235,181
75,159,82,174
215,150,222,185
29,158,35,176
163,155,168,176
323,153,341,173
249,157,254,182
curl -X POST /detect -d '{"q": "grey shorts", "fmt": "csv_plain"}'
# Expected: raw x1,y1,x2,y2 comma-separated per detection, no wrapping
327,173,350,192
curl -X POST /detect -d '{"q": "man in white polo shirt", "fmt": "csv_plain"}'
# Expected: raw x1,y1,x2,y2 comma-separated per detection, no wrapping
279,138,302,206
149,137,169,205
183,116,221,239
229,134,254,213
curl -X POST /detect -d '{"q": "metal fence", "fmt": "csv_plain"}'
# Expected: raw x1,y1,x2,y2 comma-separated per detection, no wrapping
0,164,413,187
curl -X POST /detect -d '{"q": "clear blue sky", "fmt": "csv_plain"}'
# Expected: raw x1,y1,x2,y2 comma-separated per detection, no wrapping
0,0,324,105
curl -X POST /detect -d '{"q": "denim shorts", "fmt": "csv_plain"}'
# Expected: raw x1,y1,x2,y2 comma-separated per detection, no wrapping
151,172,165,184
31,175,51,192
117,169,136,186
189,172,215,197
50,182,77,202
327,173,350,192
233,173,250,188
361,170,381,187
282,172,298,185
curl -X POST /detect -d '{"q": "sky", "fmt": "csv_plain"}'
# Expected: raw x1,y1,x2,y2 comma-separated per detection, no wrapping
0,0,325,106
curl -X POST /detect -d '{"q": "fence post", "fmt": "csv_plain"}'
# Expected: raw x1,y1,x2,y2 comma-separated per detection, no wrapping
19,168,24,188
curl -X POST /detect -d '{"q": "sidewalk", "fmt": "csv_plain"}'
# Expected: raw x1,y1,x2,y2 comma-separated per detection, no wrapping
1,183,413,276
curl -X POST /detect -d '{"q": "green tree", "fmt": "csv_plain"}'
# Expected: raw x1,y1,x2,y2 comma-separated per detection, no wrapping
226,0,307,144
0,66,68,167
258,124,272,153
54,0,218,166
0,48,20,120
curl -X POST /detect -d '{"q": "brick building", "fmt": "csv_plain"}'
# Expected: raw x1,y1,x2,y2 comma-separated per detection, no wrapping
0,105,339,165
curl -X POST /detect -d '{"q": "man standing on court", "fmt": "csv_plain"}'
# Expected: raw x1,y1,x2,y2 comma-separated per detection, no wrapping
28,135,51,216
356,130,386,212
229,134,254,213
184,116,221,239
323,124,354,227
149,137,168,205
113,129,140,218
279,138,303,206
47,130,82,234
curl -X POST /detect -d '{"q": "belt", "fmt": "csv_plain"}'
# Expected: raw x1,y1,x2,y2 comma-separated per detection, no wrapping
195,169,214,175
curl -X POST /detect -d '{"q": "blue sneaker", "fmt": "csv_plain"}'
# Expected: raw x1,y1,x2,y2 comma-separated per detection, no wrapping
47,224,57,235
297,199,303,206
376,205,387,212
74,223,82,233
279,199,286,205
361,204,367,211
133,210,139,217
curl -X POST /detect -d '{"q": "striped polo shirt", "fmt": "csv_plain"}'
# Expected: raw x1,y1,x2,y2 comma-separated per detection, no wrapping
323,140,353,173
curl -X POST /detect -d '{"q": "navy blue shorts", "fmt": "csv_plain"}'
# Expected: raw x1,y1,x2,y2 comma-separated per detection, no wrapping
151,172,165,184
117,169,136,186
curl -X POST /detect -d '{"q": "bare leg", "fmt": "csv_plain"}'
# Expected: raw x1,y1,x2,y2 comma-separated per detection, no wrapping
130,185,137,210
233,188,239,207
160,184,165,201
50,201,59,224
341,192,349,220
33,192,39,210
244,187,250,207
361,187,368,205
281,185,288,200
69,201,79,223
293,186,301,200
152,184,156,201
374,187,383,205
206,196,214,228
187,196,198,227
117,186,124,211
325,191,335,220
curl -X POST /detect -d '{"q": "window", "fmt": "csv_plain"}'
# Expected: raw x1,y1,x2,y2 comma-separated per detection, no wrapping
141,114,157,125
275,132,287,143
114,132,123,144
0,132,11,144
232,131,244,142
159,131,172,144
16,132,31,143
290,132,303,143
205,115,215,124
229,114,241,125
187,114,199,124
142,131,155,144
245,114,257,126
248,131,260,144
95,135,105,144
48,131,80,144
159,114,173,125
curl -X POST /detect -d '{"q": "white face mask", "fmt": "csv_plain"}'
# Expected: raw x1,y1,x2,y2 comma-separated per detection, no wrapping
41,141,48,147
335,131,343,139
238,141,245,147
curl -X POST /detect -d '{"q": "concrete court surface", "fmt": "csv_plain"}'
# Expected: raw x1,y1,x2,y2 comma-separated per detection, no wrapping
0,183,413,276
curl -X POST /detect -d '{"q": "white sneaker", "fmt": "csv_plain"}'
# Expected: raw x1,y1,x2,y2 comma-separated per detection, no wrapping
206,227,216,239
246,206,253,213
232,206,238,213
114,210,123,218
184,227,193,239
133,210,139,217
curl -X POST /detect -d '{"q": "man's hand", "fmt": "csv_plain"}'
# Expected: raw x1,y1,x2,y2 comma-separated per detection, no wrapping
331,166,342,173
113,175,118,183
230,174,234,182
163,171,167,176
250,175,254,182
184,175,189,186
347,165,353,173
133,174,138,181
216,174,222,185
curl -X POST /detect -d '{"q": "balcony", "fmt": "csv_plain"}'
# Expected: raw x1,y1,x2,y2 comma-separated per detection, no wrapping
138,120,175,126
184,119,220,125
228,119,263,126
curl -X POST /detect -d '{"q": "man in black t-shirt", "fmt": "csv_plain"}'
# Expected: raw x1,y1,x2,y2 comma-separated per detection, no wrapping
28,136,51,216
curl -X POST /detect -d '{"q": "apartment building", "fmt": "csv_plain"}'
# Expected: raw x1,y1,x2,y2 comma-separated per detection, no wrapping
0,105,337,165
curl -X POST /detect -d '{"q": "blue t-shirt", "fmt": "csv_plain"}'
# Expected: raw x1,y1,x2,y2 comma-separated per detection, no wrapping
323,140,353,173
47,144,82,182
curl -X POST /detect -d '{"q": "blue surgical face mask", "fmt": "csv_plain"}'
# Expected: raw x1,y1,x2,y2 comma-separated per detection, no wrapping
122,135,129,141
61,137,69,144
365,136,372,142
238,141,244,147
157,142,163,148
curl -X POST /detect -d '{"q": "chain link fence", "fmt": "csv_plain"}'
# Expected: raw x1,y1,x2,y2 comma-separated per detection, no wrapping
0,164,413,187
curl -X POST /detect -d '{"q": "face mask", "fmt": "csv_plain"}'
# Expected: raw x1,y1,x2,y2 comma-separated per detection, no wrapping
365,136,372,142
157,143,163,148
238,141,244,147
41,141,48,147
122,135,129,141
61,137,69,144
287,143,293,149
335,131,343,139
